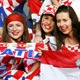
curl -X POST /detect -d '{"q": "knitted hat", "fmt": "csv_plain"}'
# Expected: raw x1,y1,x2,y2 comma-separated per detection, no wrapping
43,5,58,16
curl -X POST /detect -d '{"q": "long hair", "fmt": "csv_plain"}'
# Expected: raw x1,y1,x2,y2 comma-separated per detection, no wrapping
39,14,55,39
54,5,80,50
2,12,30,42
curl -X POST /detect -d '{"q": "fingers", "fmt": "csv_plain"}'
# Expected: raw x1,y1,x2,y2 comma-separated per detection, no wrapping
38,45,48,56
38,47,43,56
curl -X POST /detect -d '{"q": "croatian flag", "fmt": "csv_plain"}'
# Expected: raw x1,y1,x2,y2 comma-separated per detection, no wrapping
40,46,80,80
0,0,32,28
27,0,42,23
0,0,19,27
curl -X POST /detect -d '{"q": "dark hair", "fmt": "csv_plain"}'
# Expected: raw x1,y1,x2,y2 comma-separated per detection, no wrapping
2,12,30,42
39,14,55,39
54,5,80,50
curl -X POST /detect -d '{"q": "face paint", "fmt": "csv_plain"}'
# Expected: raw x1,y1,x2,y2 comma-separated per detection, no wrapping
41,19,48,27
7,28,11,33
7,21,24,40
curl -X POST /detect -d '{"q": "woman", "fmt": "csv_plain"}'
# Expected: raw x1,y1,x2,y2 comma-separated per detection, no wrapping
0,12,32,79
2,12,30,43
32,4,57,80
54,5,80,50
34,5,57,50
54,5,80,80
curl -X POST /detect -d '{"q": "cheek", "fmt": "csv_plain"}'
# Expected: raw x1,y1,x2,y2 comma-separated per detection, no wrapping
51,22,55,27
19,27,24,34
41,19,47,26
7,27,12,33
67,22,72,26
18,27,23,30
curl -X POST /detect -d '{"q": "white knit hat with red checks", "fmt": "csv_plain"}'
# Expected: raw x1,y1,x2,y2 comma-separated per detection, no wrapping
43,4,58,16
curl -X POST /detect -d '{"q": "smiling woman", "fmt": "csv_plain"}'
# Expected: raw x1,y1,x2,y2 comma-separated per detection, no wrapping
0,12,31,79
54,5,80,50
2,12,30,43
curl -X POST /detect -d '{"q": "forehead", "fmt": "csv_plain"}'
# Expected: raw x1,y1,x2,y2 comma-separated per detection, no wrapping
9,21,22,24
7,21,23,25
56,12,70,19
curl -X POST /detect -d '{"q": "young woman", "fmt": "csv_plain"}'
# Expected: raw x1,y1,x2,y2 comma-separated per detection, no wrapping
2,12,30,43
34,5,56,50
32,4,57,80
0,12,36,80
53,5,80,80
54,5,80,50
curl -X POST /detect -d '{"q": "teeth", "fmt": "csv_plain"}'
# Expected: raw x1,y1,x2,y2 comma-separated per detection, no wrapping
12,32,19,35
46,26,50,28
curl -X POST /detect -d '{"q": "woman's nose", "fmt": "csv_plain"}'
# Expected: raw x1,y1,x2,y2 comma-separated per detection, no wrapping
60,21,64,26
47,20,51,24
12,26,17,31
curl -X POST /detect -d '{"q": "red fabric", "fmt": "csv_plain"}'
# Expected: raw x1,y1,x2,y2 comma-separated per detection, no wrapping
29,33,33,41
27,64,40,79
40,46,80,68
28,0,42,14
8,0,13,6
16,0,24,4
0,36,2,42
13,70,24,79
0,0,3,6
35,43,44,51
64,0,72,6
6,7,13,12
6,13,24,25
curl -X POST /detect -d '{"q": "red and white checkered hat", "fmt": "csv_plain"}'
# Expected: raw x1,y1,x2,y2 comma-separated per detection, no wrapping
43,4,58,16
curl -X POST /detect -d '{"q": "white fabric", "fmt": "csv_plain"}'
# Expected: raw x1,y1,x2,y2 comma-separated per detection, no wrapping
40,64,80,80
43,36,57,50
71,0,80,21
39,0,52,15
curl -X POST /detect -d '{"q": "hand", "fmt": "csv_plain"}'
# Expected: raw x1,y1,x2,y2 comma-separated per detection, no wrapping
38,44,48,56
33,35,42,43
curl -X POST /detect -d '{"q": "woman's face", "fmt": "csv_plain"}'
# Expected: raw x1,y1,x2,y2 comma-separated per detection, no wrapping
56,12,73,36
41,15,55,35
7,21,24,41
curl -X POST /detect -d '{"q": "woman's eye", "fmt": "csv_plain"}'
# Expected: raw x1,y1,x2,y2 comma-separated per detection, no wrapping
45,17,48,19
8,24,13,27
63,19,67,22
17,24,21,26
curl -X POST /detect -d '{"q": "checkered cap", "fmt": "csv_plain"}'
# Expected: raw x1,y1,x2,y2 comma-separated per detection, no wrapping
43,4,58,16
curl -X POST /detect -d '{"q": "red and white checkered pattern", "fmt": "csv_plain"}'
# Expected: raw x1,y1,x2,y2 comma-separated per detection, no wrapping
3,70,27,80
0,0,21,15
59,0,72,6
66,44,80,52
0,42,44,79
0,43,23,78
43,4,58,16
3,69,40,80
